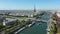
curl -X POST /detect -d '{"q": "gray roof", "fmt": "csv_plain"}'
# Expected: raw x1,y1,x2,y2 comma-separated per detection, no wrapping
5,19,18,25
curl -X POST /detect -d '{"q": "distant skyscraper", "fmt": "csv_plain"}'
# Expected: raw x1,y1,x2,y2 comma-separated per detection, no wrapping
34,5,36,12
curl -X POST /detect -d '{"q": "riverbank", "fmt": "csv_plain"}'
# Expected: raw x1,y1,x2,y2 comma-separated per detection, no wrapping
14,26,26,34
14,21,35,34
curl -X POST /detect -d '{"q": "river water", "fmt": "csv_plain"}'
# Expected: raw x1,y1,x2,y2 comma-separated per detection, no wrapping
18,12,51,34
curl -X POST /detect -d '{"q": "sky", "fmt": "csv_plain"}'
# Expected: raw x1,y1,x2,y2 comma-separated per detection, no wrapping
0,0,60,10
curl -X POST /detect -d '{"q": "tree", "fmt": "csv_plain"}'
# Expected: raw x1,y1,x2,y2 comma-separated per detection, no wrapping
25,19,31,25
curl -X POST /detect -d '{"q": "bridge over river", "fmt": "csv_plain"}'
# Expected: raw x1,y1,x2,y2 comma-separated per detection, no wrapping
33,19,49,23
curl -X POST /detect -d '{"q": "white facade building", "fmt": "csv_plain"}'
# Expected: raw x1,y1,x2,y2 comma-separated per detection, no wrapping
56,12,60,18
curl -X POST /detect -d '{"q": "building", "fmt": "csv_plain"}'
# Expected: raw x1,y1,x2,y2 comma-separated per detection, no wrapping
56,12,60,18
0,16,6,22
3,18,18,26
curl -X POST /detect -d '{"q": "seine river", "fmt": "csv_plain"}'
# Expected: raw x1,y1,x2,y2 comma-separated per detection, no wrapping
18,12,51,34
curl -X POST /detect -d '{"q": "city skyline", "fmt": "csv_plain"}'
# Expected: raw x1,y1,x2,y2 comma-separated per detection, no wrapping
0,0,60,10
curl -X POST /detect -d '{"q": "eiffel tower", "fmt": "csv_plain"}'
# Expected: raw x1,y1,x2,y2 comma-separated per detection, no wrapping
34,5,36,12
